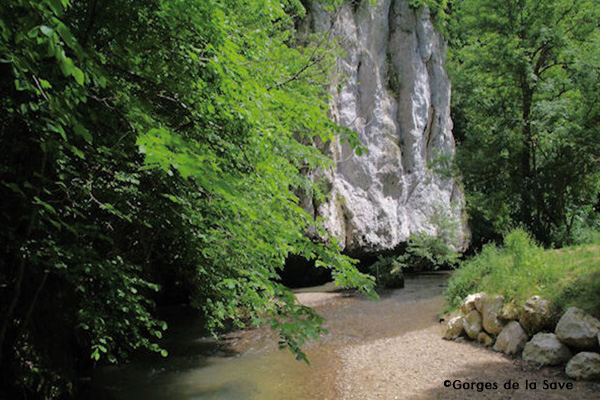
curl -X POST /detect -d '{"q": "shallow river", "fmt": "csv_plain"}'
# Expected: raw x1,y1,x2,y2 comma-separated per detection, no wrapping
94,272,450,400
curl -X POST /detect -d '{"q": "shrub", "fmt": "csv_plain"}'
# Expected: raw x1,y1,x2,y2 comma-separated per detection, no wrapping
398,232,461,271
369,256,404,289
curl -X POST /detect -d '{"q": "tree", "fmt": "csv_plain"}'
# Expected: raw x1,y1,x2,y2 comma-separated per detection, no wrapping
449,0,600,246
0,0,373,397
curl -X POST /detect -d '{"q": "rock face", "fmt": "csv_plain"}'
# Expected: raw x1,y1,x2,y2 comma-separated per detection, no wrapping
305,0,467,253
493,321,528,356
520,295,554,335
555,307,600,350
565,352,600,381
522,333,572,366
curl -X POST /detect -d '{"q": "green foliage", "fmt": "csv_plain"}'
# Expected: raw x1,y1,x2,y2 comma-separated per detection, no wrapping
369,206,461,283
369,256,404,289
408,0,449,28
445,229,600,317
397,232,460,271
396,204,462,271
426,152,457,180
449,0,600,248
0,0,374,397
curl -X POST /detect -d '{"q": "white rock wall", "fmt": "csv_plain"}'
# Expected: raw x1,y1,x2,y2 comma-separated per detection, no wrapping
308,0,468,253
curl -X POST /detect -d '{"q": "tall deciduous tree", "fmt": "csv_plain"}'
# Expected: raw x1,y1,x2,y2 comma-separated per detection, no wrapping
0,0,372,397
449,0,600,246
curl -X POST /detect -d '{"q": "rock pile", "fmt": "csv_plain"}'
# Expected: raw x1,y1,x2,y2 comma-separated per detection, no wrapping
444,293,600,381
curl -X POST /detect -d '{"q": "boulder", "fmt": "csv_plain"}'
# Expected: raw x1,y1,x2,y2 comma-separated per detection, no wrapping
474,293,488,314
444,316,464,340
462,310,483,340
481,295,505,335
565,352,600,381
461,293,487,314
493,321,528,356
500,302,519,321
520,295,554,335
555,307,600,350
477,332,495,347
522,333,572,366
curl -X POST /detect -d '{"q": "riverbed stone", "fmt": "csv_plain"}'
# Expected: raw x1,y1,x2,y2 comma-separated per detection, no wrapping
481,295,505,335
522,333,572,366
444,316,464,340
477,332,494,347
493,321,528,356
555,307,600,350
463,310,483,340
520,295,554,335
565,352,600,381
461,292,487,314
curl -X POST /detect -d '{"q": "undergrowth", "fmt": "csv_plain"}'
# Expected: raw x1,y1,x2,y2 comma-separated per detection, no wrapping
445,229,600,317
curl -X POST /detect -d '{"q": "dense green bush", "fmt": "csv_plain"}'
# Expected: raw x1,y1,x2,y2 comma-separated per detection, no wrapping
397,232,460,271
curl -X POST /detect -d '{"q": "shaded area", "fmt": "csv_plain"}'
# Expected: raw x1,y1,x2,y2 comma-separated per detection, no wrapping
279,255,332,288
93,273,450,400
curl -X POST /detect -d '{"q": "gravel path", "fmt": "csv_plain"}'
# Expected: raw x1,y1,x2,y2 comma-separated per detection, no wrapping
337,324,600,400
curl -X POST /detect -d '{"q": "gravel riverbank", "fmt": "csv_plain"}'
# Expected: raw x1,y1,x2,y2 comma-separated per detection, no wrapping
336,324,600,399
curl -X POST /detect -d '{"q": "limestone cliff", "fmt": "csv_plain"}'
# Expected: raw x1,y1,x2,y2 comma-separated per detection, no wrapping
304,0,468,254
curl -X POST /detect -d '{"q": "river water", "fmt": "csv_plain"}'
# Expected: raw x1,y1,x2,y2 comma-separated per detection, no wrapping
94,272,450,400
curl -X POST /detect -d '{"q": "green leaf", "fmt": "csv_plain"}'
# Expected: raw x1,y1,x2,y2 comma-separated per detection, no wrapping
59,56,75,77
68,144,85,159
40,25,54,37
73,123,92,143
34,196,57,214
48,0,65,15
72,67,84,85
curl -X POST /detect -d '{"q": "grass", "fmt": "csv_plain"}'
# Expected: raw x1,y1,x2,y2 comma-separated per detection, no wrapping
445,229,600,318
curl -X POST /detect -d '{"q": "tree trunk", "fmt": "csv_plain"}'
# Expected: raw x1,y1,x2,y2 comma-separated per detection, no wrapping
520,84,534,229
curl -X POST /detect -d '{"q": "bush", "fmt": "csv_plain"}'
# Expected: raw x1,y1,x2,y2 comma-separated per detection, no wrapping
369,256,405,289
398,233,461,271
368,232,460,289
